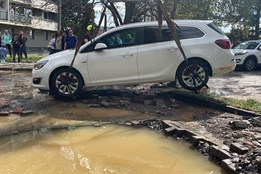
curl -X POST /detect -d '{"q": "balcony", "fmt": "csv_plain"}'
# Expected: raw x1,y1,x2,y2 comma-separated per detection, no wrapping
31,17,58,31
7,13,57,31
10,0,32,5
31,0,58,13
10,13,32,24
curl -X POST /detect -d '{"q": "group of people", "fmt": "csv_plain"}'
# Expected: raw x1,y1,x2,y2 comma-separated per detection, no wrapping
48,29,92,55
0,30,27,64
48,29,81,54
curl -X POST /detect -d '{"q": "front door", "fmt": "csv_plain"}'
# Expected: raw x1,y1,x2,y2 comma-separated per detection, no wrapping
87,28,140,85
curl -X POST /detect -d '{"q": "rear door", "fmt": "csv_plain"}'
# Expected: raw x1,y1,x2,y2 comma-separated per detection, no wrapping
137,26,181,81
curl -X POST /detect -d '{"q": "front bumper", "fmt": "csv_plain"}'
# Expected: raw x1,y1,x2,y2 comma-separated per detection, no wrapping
32,68,50,91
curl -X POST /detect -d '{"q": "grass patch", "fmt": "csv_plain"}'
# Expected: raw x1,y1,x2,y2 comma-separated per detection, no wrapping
172,89,261,114
5,55,44,63
213,96,261,114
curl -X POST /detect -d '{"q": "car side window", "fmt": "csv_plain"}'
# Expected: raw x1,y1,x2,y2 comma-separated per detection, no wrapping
143,26,181,44
143,26,204,44
81,29,138,53
100,29,138,49
179,26,205,39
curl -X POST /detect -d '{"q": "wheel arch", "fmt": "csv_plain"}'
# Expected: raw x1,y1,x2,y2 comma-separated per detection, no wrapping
48,66,85,92
176,57,213,77
244,55,258,64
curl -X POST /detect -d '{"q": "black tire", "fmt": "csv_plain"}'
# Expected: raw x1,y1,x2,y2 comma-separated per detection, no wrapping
177,61,209,91
51,68,83,98
243,57,257,71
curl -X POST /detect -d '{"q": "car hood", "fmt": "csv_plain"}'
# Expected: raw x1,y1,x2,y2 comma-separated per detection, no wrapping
40,49,75,62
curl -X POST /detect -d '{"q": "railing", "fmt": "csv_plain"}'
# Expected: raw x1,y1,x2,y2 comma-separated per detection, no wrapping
0,11,8,20
11,0,32,4
10,13,32,24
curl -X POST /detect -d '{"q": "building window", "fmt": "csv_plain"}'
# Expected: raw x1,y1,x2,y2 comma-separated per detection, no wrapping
45,31,49,41
30,29,34,40
44,12,48,19
32,8,42,17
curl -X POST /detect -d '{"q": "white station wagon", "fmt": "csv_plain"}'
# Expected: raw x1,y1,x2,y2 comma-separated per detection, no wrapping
32,20,236,97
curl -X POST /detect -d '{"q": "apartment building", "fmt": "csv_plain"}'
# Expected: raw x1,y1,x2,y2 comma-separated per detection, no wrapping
0,0,59,53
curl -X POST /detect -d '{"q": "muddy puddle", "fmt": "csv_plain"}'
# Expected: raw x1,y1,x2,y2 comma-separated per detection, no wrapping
0,125,226,174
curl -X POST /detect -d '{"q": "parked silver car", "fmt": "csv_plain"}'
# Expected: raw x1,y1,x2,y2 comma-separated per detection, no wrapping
233,40,261,71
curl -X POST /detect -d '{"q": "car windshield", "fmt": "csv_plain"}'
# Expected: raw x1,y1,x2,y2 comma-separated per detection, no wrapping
235,41,259,50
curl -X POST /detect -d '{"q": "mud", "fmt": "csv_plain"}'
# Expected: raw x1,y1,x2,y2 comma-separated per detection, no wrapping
0,70,261,173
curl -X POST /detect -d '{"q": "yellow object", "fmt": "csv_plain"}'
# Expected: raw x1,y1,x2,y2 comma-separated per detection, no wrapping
87,24,93,31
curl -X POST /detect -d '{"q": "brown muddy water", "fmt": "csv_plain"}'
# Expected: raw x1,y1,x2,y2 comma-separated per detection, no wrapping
0,125,225,174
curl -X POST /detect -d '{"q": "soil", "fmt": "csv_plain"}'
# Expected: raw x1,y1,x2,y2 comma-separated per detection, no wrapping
0,69,261,174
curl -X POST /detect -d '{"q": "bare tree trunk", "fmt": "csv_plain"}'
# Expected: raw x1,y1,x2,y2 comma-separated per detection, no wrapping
71,5,94,67
255,0,261,39
110,3,123,25
157,0,187,61
171,0,179,19
124,2,136,24
104,14,107,31
58,0,62,30
105,3,120,26
95,4,108,36
157,4,163,40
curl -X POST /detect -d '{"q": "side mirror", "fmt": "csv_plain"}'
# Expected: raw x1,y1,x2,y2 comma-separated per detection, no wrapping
258,46,261,50
94,43,107,51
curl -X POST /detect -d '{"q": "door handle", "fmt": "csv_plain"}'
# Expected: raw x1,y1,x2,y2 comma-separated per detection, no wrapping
168,46,178,51
123,53,133,58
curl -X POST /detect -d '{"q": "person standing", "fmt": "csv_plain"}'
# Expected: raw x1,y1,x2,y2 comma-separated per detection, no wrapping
64,29,77,50
0,44,7,63
55,30,65,51
48,33,56,54
11,33,21,63
2,30,12,58
19,31,28,62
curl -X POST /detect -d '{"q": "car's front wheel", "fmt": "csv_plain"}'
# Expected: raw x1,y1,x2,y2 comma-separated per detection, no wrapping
177,61,209,91
51,68,83,98
243,57,257,71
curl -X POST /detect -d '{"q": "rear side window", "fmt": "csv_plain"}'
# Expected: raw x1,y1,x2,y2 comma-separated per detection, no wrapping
207,23,224,35
179,26,205,39
143,26,204,44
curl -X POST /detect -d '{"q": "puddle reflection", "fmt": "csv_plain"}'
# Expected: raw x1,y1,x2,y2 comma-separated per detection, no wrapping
0,125,226,174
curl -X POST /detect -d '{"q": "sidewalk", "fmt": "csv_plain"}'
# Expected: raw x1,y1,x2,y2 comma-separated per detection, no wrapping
0,63,34,71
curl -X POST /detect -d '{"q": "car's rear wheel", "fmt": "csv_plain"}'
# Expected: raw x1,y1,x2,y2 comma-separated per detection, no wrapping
51,68,83,98
177,61,209,91
243,57,257,71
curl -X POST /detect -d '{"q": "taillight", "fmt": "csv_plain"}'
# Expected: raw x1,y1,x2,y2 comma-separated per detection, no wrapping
215,39,231,49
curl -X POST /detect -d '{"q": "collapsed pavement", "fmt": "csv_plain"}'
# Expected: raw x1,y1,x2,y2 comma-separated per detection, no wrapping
0,69,261,174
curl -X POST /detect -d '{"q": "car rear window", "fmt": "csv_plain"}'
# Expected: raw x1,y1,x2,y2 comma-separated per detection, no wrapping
207,23,224,35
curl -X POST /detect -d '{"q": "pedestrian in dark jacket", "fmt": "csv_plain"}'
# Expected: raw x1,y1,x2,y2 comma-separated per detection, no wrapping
19,31,28,62
12,33,21,63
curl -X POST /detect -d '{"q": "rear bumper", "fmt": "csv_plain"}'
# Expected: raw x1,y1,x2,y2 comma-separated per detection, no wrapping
212,59,236,76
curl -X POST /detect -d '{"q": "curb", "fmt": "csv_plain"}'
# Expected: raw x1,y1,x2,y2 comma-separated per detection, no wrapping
0,63,34,71
164,91,261,117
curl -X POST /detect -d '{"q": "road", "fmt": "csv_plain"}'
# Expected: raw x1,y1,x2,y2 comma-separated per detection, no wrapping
209,69,261,102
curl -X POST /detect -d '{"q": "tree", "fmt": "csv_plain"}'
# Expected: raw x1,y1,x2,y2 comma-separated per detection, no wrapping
61,0,94,33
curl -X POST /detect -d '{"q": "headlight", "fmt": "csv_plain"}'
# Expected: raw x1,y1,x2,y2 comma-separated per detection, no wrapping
234,50,248,56
34,60,49,70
